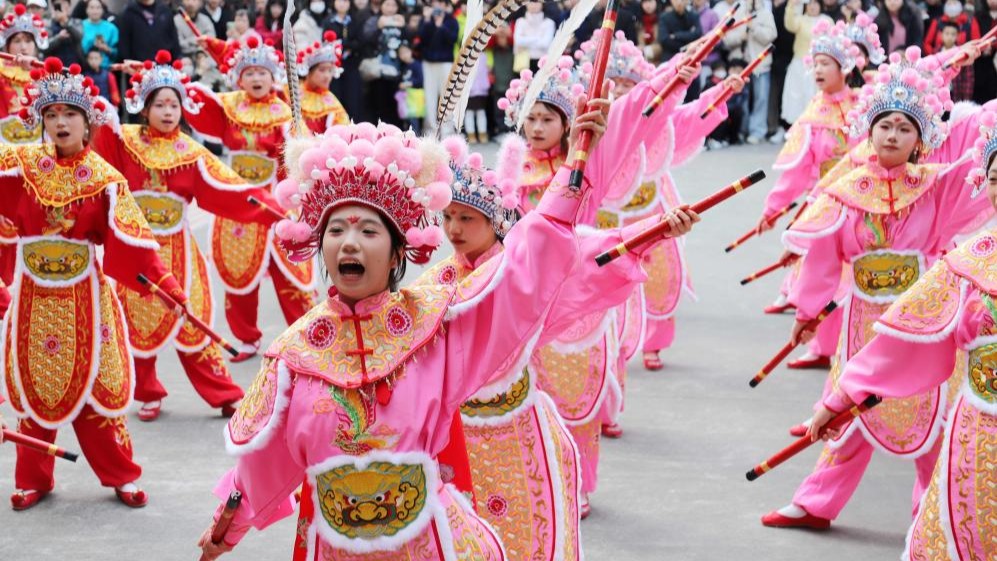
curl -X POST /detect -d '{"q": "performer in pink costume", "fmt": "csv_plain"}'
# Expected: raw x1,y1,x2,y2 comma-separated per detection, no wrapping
414,136,698,561
761,45,994,530
196,93,697,556
806,110,997,561
755,20,864,370
497,49,704,515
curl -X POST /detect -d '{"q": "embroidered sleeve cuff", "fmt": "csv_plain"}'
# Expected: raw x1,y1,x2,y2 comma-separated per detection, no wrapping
536,166,591,225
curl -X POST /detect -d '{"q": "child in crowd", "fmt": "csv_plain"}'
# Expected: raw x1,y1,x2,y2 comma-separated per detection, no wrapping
707,58,746,149
465,57,491,143
83,47,120,106
397,41,424,134
940,21,975,101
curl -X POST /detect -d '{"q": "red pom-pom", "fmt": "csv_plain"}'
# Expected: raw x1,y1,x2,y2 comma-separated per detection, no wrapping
94,100,106,112
323,30,337,42
246,36,259,48
143,60,154,69
155,50,172,64
219,64,229,73
180,75,190,83
44,57,63,74
125,89,136,98
13,4,25,15
172,60,183,70
39,30,47,37
297,53,305,63
68,63,81,75
129,74,141,83
18,107,29,120
264,39,274,47
29,68,42,80
90,86,99,96
82,77,94,87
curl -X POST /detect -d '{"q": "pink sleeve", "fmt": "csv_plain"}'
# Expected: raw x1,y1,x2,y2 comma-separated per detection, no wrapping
539,217,656,341
763,130,817,217
929,158,996,245
825,295,985,411
443,169,585,412
669,83,729,167
789,227,844,320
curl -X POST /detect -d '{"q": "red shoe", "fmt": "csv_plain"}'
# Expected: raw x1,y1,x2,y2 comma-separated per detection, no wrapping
10,489,49,511
220,402,238,418
137,401,161,422
601,422,623,438
789,423,808,437
230,341,261,363
761,509,830,529
764,302,796,314
115,486,148,508
580,495,592,520
643,352,663,371
787,355,831,370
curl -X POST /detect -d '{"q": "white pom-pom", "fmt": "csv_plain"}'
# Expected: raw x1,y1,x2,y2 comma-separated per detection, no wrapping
310,169,323,180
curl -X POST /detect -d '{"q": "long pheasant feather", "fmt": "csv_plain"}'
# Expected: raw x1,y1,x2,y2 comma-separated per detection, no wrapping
435,0,531,136
450,0,484,132
515,0,598,133
282,1,302,138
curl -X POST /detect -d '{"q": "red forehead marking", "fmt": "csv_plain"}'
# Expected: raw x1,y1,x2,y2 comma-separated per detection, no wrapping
346,215,360,224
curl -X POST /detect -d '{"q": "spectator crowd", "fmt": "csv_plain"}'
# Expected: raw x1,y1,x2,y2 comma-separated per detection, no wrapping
5,0,997,145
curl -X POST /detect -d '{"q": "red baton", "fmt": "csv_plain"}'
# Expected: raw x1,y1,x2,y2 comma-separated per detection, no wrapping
595,169,766,266
943,26,997,69
724,201,797,253
247,195,289,220
179,9,204,39
746,395,881,481
748,301,838,388
2,429,78,462
136,274,240,358
739,253,798,285
199,490,243,561
701,44,773,119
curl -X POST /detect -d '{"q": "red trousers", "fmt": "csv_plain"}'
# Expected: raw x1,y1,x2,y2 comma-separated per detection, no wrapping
15,405,142,491
224,261,315,345
133,344,244,407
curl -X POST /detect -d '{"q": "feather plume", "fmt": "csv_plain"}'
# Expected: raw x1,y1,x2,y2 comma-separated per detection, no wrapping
449,0,484,133
283,1,302,139
435,0,531,135
515,0,599,133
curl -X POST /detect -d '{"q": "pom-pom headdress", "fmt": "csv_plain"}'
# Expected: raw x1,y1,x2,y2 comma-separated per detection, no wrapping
220,36,286,89
498,56,584,131
296,30,343,78
124,50,202,114
805,19,861,73
0,4,48,50
846,12,885,66
274,124,454,264
966,108,997,198
19,57,108,128
574,31,654,89
443,136,522,237
845,47,952,151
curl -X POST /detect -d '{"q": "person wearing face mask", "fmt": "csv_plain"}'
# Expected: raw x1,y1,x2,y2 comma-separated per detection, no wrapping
923,0,982,55
294,0,328,46
801,108,997,561
90,51,284,423
761,43,992,531
188,35,318,364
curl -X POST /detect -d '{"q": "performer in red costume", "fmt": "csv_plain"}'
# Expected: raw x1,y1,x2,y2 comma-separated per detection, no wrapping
294,30,349,134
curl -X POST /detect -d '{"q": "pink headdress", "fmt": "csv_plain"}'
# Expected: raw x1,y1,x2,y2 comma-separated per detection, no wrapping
443,136,522,237
574,31,654,89
967,108,997,199
805,19,861,73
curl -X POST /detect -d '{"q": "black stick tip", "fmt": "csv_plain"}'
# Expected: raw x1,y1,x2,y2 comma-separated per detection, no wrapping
745,469,759,481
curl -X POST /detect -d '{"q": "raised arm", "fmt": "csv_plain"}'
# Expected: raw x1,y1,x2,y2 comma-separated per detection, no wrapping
184,83,229,142
185,153,282,226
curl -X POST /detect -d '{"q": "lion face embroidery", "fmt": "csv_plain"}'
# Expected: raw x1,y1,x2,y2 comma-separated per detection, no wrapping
314,461,427,540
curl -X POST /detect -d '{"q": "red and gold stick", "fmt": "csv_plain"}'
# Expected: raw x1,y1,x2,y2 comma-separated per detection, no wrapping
942,26,997,69
701,44,773,119
739,253,799,285
136,274,240,357
2,429,78,462
199,490,243,561
642,16,736,117
728,12,757,31
725,201,797,253
568,0,620,190
595,169,766,266
0,51,44,69
748,300,838,388
179,9,204,39
785,199,809,229
745,395,881,481
247,195,288,220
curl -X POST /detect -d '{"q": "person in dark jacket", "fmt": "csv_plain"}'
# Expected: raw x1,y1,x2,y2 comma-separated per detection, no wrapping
658,0,702,99
46,0,84,66
324,0,367,121
202,0,234,41
576,0,638,44
117,0,181,64
973,0,997,104
418,0,458,136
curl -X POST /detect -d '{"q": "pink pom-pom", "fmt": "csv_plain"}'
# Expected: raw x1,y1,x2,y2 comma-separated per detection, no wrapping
320,135,350,161
557,56,573,70
497,98,510,110
980,111,997,128
856,13,871,25
875,71,891,84
520,69,533,80
501,193,519,209
327,124,350,139
275,218,296,240
396,148,422,174
861,84,874,96
943,100,954,111
290,221,313,242
405,227,426,247
353,121,378,142
349,139,375,161
931,75,945,88
482,170,497,185
614,30,625,40
904,46,921,62
299,147,329,176
425,181,453,211
889,52,902,64
803,55,813,66
274,178,301,209
422,225,444,247
499,179,516,196
571,84,585,96
558,69,572,82
442,136,469,166
813,19,830,32
373,136,405,167
466,152,483,170
366,161,386,180
434,163,452,183
376,123,401,137
509,79,521,89
900,68,919,86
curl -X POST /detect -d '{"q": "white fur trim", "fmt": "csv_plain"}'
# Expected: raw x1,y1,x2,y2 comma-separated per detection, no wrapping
548,309,614,354
195,157,256,193
535,391,583,561
224,359,293,456
948,100,978,127
87,280,136,418
445,251,509,320
305,450,441,554
782,203,848,254
9,245,103,429
107,183,160,250
460,366,539,428
442,483,508,561
0,167,21,177
463,327,544,417
207,214,271,295
848,250,928,305
872,279,969,344
772,123,812,171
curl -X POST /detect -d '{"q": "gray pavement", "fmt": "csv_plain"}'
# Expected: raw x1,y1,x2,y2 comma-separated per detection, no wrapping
0,142,917,560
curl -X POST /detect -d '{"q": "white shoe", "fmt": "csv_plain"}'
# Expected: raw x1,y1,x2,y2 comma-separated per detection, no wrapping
706,139,723,151
769,129,786,144
746,136,761,145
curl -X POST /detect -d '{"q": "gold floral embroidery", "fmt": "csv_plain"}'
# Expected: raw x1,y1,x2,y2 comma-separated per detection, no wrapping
11,145,124,207
314,461,428,540
852,252,920,298
121,125,206,170
0,116,41,144
230,152,276,184
111,185,157,245
460,369,531,418
219,90,292,132
944,229,997,295
826,163,944,215
877,262,962,335
967,344,997,405
301,87,348,124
